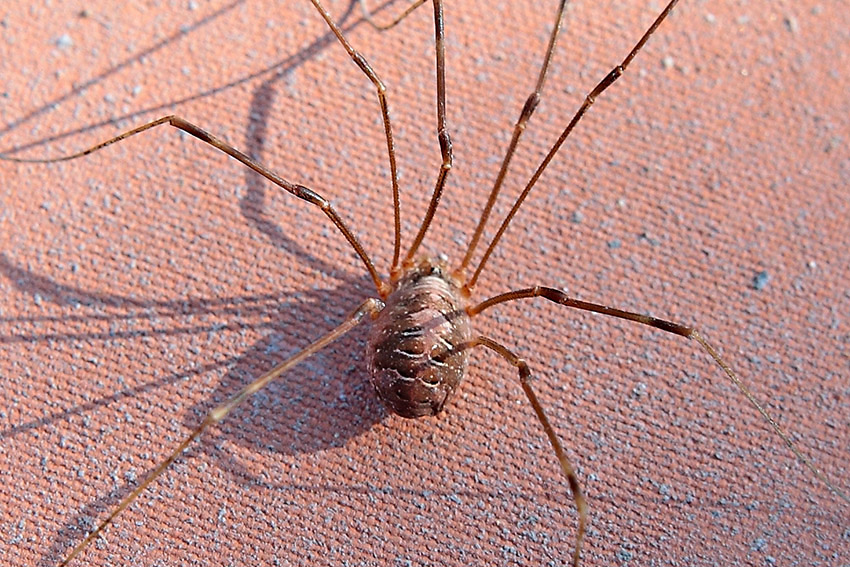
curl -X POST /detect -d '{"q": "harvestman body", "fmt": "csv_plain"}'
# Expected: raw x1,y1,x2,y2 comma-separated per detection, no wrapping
2,0,846,565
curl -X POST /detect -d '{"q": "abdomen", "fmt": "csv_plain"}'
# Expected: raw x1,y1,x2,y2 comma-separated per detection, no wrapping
366,261,472,418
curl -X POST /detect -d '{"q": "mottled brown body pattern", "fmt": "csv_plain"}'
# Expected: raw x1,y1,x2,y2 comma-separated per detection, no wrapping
2,1,845,565
367,259,472,418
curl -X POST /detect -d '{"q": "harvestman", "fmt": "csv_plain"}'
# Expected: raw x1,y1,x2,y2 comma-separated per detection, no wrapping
2,0,847,565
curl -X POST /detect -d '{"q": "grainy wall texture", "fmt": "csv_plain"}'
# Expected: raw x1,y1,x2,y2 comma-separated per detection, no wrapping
1,1,847,565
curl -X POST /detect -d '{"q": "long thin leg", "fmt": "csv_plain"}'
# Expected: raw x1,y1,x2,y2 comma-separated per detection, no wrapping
309,0,403,277
57,297,384,567
403,0,453,266
457,0,569,279
0,115,389,296
358,0,428,31
472,335,586,567
469,0,682,288
470,286,850,504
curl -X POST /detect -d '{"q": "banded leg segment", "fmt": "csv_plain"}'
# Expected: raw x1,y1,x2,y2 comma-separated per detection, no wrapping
340,0,452,268
458,0,570,279
471,285,850,504
0,114,388,296
469,0,683,288
404,0,454,266
58,297,384,567
473,335,586,567
310,0,403,276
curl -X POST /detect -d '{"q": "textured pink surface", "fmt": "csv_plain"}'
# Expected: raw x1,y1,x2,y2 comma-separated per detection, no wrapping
1,1,848,565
